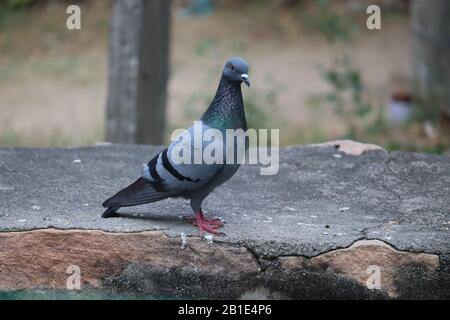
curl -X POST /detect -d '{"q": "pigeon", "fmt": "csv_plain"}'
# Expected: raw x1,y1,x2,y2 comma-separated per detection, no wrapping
102,57,250,235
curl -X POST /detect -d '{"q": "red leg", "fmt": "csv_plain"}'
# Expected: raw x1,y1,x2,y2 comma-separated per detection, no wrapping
192,211,224,235
197,211,224,226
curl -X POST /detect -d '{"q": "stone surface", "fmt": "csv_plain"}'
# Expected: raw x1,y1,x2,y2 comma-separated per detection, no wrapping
0,142,449,299
0,229,258,299
311,139,386,155
279,240,439,297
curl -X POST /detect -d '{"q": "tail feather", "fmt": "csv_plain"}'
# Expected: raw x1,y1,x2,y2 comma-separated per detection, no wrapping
102,178,173,208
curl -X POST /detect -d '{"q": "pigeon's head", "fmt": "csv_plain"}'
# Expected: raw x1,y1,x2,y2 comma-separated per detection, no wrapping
223,57,250,87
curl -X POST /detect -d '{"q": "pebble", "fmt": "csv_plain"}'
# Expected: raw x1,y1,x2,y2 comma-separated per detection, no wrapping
180,232,187,249
73,159,82,164
204,234,214,244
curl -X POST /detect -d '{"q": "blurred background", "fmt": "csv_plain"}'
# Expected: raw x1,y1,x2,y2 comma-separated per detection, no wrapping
0,0,449,153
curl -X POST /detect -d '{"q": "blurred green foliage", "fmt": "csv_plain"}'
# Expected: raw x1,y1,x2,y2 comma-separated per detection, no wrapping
0,0,27,30
0,0,34,10
303,0,357,42
245,92,272,130
304,0,446,153
312,54,386,140
0,129,22,145
306,0,386,141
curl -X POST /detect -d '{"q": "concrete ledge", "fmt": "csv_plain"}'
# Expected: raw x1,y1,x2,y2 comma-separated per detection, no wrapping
0,141,449,299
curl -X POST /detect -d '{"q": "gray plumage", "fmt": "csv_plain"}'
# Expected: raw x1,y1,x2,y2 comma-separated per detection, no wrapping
102,57,250,222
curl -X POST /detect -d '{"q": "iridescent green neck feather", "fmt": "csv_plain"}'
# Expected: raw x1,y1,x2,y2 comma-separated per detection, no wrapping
201,76,247,131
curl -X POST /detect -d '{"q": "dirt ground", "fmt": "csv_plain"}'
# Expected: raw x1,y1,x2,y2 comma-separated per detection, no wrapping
0,0,412,147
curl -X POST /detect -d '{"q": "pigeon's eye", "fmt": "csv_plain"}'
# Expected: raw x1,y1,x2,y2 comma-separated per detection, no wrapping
230,65,234,71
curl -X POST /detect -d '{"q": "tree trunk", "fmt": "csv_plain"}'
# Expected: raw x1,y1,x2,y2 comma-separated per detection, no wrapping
411,0,450,122
106,0,170,145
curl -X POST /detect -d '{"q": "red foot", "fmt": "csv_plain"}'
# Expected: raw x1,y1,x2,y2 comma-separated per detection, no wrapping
192,211,224,236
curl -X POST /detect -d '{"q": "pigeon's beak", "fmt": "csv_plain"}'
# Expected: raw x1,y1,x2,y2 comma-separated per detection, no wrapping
241,74,250,87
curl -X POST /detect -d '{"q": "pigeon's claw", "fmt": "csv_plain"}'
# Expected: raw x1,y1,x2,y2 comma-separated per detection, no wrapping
193,211,224,236
193,219,224,227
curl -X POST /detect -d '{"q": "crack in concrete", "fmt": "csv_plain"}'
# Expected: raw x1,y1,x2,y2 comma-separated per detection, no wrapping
0,227,444,299
382,156,403,204
0,227,442,258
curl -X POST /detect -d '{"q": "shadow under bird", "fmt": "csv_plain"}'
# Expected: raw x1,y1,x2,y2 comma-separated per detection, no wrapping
102,57,251,235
